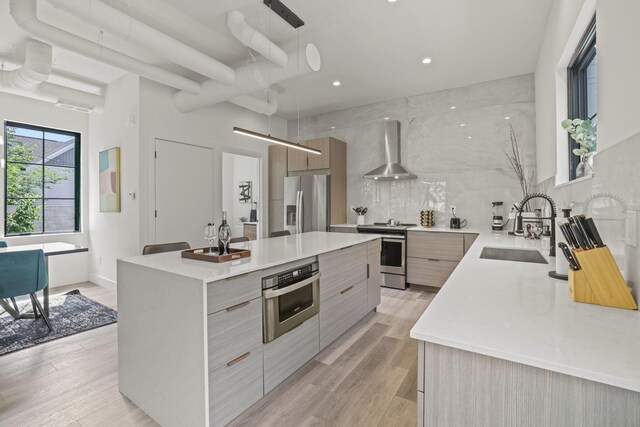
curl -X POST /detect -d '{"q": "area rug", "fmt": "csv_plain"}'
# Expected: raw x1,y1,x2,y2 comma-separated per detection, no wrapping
0,290,117,356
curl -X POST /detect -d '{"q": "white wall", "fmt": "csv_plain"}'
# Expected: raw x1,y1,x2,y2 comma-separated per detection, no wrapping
596,0,640,151
289,74,537,229
0,91,89,287
88,74,140,287
139,79,285,247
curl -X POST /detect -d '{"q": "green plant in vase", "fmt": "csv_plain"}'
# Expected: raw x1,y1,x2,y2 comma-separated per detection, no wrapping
561,118,597,178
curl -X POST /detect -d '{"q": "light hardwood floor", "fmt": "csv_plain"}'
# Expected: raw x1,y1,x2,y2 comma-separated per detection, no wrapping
0,283,435,427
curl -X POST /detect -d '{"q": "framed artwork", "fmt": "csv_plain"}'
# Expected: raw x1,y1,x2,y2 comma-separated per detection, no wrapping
99,147,121,212
239,181,252,203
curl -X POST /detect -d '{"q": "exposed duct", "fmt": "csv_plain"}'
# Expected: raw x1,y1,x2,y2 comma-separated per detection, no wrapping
9,0,201,94
227,11,288,67
174,43,320,113
47,0,236,85
0,40,105,112
229,90,278,116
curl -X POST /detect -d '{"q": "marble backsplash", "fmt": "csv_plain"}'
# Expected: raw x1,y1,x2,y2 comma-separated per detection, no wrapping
289,74,537,228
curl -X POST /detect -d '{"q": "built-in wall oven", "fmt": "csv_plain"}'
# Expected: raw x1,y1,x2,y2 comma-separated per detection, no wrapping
262,262,320,343
357,224,412,290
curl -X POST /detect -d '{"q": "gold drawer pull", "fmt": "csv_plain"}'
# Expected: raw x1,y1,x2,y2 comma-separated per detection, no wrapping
340,285,354,294
227,351,251,367
226,300,250,312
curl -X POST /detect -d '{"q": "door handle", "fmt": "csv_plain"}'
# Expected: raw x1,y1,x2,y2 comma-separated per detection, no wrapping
299,190,304,233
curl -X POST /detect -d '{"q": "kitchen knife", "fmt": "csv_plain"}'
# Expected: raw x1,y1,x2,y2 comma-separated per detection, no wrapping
573,215,594,249
570,222,588,249
583,216,605,247
561,222,580,249
558,242,580,271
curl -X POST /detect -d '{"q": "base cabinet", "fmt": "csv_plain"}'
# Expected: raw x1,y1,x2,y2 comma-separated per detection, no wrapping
320,279,368,350
209,348,263,426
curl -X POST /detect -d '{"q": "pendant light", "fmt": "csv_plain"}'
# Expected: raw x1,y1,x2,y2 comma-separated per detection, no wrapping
232,1,320,155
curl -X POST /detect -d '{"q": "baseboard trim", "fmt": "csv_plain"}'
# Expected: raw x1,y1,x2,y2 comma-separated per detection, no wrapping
90,274,117,290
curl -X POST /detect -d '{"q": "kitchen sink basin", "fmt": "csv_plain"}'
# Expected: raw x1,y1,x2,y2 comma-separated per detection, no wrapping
480,246,547,264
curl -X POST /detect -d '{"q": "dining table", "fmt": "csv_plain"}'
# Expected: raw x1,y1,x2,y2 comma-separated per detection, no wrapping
0,242,88,319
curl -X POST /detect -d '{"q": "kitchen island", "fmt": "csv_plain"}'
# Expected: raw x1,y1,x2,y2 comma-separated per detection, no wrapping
410,229,640,426
117,232,381,426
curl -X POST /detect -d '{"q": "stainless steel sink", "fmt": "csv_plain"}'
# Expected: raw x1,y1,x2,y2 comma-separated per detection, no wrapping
480,246,548,264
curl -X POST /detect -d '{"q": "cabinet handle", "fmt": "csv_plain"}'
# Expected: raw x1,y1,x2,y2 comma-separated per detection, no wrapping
341,285,354,294
367,264,370,279
427,258,440,262
227,351,251,367
226,300,250,312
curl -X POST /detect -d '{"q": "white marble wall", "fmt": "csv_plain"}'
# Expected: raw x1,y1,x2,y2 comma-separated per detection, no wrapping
288,74,537,228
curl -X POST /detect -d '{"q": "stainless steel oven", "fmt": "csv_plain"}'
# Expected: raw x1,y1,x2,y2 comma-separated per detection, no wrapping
357,223,412,290
262,262,320,343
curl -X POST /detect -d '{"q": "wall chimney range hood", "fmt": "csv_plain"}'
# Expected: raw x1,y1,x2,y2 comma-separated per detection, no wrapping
363,120,417,180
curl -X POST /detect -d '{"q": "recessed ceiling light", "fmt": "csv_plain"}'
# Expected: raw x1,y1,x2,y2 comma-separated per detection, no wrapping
467,136,472,139
332,80,341,87
387,0,398,3
331,126,335,129
394,176,399,179
504,116,511,120
384,117,390,120
450,106,456,110
460,123,466,127
374,177,379,180
421,57,432,64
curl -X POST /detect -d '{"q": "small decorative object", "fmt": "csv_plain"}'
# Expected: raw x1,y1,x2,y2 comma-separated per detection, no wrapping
239,216,248,223
420,210,435,227
239,181,252,203
218,211,232,255
503,125,533,204
203,223,217,255
182,247,251,263
353,206,367,225
99,147,121,212
561,118,597,178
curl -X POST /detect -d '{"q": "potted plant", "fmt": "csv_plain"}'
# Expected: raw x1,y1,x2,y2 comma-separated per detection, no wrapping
561,118,597,178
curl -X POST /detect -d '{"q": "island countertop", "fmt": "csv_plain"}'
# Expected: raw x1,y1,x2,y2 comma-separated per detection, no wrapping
410,230,640,393
119,231,380,283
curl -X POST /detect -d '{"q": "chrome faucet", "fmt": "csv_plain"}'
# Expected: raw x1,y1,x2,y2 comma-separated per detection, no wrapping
515,193,557,257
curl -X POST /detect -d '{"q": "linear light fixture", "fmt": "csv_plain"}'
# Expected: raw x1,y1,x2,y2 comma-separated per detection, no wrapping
233,127,321,155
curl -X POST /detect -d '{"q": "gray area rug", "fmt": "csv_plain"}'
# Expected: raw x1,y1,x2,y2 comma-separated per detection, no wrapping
0,290,117,356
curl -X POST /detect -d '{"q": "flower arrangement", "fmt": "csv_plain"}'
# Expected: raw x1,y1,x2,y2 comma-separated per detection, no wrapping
561,118,597,156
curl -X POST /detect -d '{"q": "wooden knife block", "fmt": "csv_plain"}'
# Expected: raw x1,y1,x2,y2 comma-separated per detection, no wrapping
568,246,637,310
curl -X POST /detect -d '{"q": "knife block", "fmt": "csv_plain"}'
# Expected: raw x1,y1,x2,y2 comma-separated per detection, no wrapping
568,246,637,310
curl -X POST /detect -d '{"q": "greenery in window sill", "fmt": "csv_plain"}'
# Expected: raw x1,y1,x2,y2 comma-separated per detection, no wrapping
561,118,597,156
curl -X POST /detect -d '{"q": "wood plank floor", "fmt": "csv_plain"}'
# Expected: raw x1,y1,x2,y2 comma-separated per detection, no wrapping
0,283,436,426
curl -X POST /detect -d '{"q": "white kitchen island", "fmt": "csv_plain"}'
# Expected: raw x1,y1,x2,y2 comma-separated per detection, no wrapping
117,232,381,426
410,229,640,426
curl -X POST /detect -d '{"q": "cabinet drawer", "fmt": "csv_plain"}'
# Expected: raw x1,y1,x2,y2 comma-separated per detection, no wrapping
407,257,458,288
319,243,367,302
263,315,319,394
209,347,263,427
319,278,368,350
407,232,464,262
207,271,261,314
207,297,262,371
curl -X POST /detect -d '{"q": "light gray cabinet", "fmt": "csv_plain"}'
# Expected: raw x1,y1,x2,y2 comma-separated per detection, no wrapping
207,297,262,371
207,271,261,314
209,348,263,426
263,315,320,393
319,278,368,350
318,244,367,302
366,239,382,311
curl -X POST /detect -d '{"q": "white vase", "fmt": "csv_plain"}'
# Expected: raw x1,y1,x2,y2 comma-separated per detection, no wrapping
356,215,365,225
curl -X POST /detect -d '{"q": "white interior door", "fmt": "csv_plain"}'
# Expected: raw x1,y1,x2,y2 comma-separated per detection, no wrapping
155,139,213,248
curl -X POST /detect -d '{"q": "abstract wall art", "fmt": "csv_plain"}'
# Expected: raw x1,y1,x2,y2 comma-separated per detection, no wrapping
99,147,121,212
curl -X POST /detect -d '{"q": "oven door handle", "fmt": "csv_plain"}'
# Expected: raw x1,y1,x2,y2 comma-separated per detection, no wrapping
263,272,321,300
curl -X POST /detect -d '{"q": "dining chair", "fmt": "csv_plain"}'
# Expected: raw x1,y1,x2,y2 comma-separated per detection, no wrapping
230,236,250,244
142,241,191,255
0,249,52,332
0,240,19,313
270,230,291,238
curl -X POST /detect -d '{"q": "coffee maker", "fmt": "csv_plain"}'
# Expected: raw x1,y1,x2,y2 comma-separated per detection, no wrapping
492,201,505,230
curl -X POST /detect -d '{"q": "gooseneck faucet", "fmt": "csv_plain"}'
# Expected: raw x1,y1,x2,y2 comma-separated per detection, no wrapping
515,193,557,257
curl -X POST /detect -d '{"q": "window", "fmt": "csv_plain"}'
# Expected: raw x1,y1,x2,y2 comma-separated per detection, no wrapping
4,122,81,235
567,16,597,180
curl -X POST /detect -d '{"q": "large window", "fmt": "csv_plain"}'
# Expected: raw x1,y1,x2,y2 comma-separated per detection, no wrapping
567,16,597,180
4,122,80,235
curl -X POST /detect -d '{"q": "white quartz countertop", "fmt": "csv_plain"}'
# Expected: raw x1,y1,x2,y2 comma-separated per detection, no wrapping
120,232,379,283
407,225,485,234
410,231,640,392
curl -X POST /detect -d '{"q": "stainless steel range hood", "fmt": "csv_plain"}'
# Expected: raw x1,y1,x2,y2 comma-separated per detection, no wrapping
363,120,417,180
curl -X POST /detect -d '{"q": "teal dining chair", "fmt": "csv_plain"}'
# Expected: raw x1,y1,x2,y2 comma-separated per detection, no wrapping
0,240,19,313
0,249,52,332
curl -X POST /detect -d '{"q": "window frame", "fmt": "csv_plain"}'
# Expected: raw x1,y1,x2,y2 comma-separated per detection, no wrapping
4,121,81,236
567,16,597,181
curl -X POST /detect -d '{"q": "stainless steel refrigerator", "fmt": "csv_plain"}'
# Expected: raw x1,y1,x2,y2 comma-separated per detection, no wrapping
284,175,330,234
